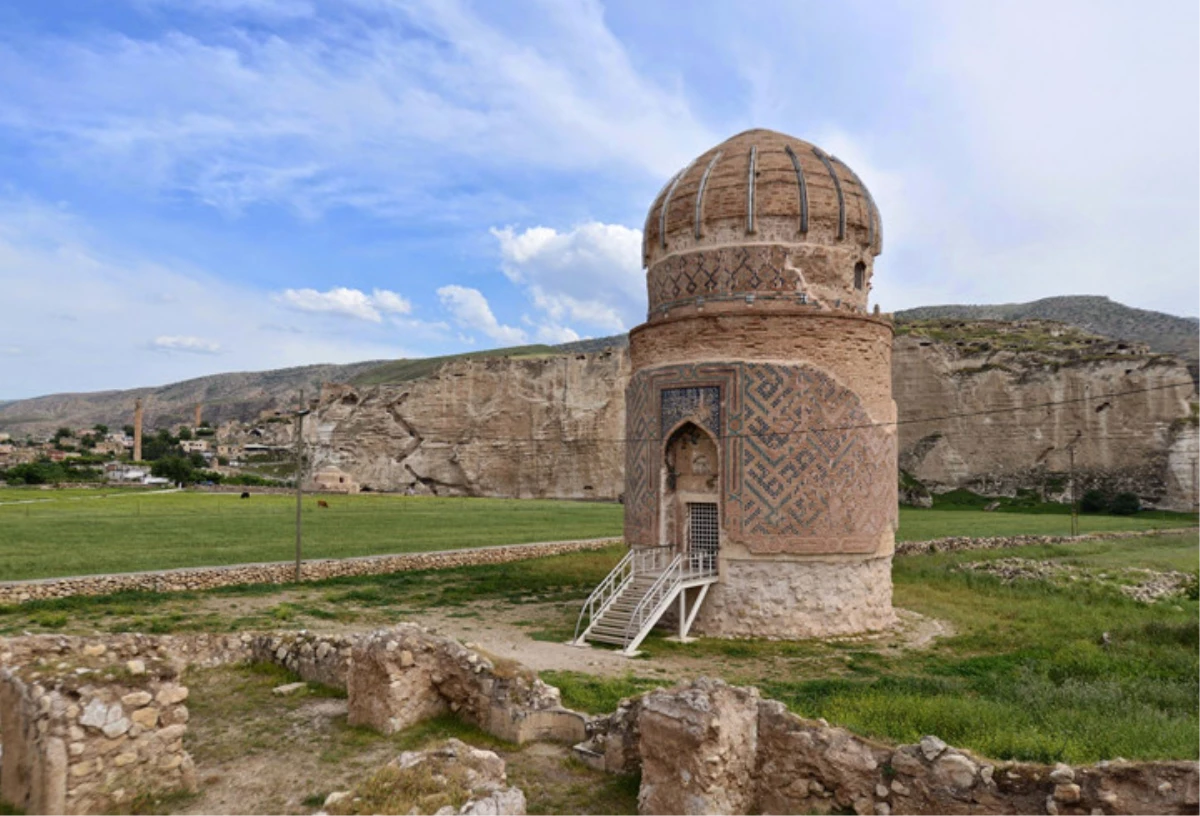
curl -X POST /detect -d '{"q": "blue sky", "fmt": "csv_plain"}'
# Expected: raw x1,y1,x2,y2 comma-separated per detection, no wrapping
0,0,1196,399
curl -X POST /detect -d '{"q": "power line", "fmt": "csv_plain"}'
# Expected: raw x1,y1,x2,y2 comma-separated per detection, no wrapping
370,379,1196,447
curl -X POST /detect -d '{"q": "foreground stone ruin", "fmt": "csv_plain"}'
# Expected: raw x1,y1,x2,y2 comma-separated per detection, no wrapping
2,628,1197,815
321,738,527,816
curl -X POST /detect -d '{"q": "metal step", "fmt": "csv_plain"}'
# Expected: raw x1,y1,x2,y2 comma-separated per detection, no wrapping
587,632,629,646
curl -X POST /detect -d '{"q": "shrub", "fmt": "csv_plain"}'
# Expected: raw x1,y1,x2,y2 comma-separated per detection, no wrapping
1109,492,1141,516
1080,489,1108,514
1184,573,1199,602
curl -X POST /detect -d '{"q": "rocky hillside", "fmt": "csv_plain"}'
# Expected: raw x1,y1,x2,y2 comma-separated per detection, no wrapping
0,361,388,437
896,296,1198,367
892,320,1196,510
308,350,629,500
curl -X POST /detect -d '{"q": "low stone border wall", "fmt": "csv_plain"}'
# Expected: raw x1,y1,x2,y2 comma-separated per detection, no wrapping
2,526,1193,606
895,526,1198,557
0,537,621,605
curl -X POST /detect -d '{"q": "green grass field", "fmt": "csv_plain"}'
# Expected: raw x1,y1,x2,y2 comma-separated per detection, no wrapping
0,490,622,580
0,487,1194,580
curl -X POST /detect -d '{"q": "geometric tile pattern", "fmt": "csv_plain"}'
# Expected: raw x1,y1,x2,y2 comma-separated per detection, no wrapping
647,245,800,313
624,361,895,554
661,386,721,440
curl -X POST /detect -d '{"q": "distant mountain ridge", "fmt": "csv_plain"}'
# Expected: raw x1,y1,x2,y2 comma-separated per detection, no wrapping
0,361,388,437
895,296,1198,364
1,295,1194,436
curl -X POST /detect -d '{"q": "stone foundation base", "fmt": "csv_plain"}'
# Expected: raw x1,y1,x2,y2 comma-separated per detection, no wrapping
692,555,896,639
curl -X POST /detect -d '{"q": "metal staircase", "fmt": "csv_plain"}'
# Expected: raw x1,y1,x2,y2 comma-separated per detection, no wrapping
573,547,718,656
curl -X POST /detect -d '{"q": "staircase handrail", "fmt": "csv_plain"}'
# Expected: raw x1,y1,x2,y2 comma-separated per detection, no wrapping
573,548,635,642
622,553,684,651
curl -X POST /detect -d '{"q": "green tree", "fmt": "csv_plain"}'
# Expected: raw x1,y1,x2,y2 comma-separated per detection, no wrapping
178,426,193,441
150,456,197,485
1080,489,1107,514
53,427,72,441
123,424,135,437
93,424,109,435
141,429,182,461
1109,492,1141,516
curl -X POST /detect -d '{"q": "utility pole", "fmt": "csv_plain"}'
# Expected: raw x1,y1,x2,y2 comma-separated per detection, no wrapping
294,389,310,582
1067,430,1082,537
1190,454,1198,515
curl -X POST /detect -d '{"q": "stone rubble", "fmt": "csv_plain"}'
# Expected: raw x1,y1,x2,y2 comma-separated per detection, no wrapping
957,557,1195,603
321,739,526,816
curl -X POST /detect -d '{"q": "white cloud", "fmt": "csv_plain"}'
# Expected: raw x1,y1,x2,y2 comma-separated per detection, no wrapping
0,1,713,221
0,198,413,398
491,222,644,334
276,286,412,322
534,324,581,344
879,0,1200,314
436,285,527,346
150,335,222,354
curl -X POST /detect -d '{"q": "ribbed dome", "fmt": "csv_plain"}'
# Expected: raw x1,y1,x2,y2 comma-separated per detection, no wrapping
643,129,881,269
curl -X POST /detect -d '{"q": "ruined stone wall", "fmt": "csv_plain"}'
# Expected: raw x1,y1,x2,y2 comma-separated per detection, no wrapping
629,678,1199,816
0,637,196,815
308,350,627,498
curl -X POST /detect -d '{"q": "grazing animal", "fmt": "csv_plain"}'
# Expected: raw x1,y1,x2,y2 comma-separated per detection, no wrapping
240,491,250,499
317,500,329,508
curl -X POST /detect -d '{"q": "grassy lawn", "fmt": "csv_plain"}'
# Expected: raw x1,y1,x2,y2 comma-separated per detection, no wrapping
0,491,623,580
0,485,1192,581
895,506,1194,540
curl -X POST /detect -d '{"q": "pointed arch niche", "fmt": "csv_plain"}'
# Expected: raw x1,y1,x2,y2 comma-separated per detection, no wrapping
660,421,721,566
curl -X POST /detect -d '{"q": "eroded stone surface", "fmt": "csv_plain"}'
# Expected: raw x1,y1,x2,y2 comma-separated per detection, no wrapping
346,624,584,745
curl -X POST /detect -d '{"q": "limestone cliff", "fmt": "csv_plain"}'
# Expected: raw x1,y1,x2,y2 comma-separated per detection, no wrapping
306,350,628,499
893,321,1197,511
306,322,1197,510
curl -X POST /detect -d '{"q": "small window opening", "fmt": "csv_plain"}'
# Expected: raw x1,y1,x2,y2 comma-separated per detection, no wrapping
854,262,866,290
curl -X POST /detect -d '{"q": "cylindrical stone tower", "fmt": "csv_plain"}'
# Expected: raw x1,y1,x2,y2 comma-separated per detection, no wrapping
624,128,898,638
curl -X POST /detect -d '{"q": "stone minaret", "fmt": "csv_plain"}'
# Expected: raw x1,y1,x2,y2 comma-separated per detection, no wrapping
194,403,203,428
624,128,897,639
133,399,144,461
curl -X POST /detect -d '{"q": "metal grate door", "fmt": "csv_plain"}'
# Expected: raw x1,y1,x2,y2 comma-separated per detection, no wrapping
687,502,719,574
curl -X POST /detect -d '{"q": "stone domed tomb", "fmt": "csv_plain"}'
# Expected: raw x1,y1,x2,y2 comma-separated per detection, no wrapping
575,129,898,651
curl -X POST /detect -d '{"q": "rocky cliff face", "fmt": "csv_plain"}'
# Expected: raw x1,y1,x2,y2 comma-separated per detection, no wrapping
306,350,628,499
307,322,1197,510
892,322,1197,511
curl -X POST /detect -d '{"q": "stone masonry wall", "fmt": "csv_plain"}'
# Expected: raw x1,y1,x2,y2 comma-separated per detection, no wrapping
692,555,896,639
346,625,586,746
633,678,1199,816
0,537,619,606
0,638,196,815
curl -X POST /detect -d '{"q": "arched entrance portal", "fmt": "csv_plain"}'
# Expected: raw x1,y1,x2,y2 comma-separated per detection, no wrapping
662,422,720,572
